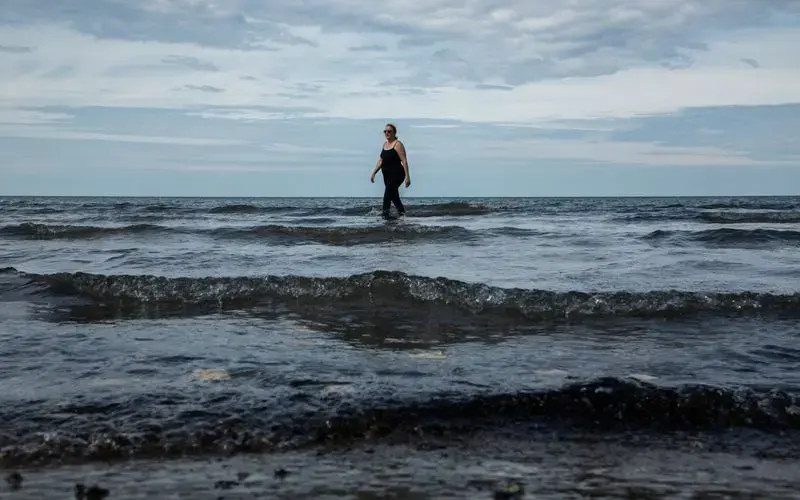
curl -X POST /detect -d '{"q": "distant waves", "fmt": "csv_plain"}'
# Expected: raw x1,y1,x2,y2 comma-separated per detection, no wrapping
0,222,539,245
642,228,800,247
2,200,495,218
4,222,800,249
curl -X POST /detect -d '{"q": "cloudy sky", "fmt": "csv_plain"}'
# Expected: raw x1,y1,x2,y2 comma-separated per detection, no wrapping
1,0,799,197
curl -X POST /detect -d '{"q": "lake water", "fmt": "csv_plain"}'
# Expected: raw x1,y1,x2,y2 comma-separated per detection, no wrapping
1,196,799,498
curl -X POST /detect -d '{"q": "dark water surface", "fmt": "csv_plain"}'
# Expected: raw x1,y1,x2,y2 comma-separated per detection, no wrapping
1,196,800,498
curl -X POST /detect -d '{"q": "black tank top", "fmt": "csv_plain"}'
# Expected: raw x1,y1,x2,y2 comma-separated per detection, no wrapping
380,143,403,178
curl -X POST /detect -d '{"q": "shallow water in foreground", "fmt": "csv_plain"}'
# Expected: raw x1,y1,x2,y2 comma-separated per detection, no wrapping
7,433,800,499
1,196,799,497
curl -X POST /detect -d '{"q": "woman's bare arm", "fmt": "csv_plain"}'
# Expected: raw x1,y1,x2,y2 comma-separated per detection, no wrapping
370,157,382,182
396,141,410,187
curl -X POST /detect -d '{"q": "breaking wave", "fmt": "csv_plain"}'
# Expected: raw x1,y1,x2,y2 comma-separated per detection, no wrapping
208,204,269,214
643,228,800,246
313,378,800,444
699,201,797,211
0,377,797,466
342,202,493,217
211,224,476,245
615,209,800,224
697,212,800,224
205,202,495,217
5,268,800,322
0,223,170,239
0,222,535,244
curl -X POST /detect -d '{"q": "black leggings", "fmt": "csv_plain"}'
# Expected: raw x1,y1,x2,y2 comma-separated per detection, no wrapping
382,178,405,216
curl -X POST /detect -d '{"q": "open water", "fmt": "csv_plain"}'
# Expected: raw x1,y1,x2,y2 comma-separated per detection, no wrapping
1,196,799,498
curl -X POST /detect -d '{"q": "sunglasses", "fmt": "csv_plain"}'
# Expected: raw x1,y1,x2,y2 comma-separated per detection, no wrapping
384,130,393,134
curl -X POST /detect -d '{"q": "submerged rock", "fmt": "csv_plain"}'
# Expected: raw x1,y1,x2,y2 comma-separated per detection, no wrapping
493,480,524,499
75,483,109,500
213,479,239,490
5,471,23,490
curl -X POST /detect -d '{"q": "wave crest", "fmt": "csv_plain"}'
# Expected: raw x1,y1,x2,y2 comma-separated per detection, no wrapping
213,224,473,245
314,378,800,445
700,201,797,210
0,223,168,239
643,228,800,246
7,269,800,322
698,212,800,224
208,204,266,214
383,202,492,217
0,378,797,466
0,222,533,245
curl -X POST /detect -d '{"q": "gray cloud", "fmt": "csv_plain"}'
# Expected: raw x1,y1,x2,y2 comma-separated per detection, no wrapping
187,105,324,120
0,45,33,53
429,49,478,80
660,53,695,70
500,55,620,84
348,44,387,52
397,0,799,84
606,103,800,161
397,33,450,48
276,92,313,100
741,58,760,68
396,87,429,95
42,64,75,78
0,0,315,49
162,55,219,71
475,84,514,91
182,84,224,93
2,0,798,85
293,82,325,94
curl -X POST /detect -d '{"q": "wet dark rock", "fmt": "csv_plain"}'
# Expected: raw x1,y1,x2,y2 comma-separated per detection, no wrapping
213,480,238,490
416,442,446,451
274,467,289,479
75,483,109,500
493,480,524,499
5,471,23,490
466,478,496,491
87,485,110,500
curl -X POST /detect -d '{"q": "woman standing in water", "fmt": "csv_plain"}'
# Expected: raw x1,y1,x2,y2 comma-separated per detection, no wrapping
370,123,410,218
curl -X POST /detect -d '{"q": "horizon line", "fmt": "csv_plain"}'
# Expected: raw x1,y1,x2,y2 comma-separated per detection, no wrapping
1,194,799,199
